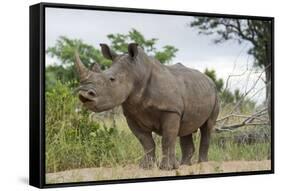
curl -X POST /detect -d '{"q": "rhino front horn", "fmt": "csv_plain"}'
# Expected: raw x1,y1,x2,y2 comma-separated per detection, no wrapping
74,51,89,80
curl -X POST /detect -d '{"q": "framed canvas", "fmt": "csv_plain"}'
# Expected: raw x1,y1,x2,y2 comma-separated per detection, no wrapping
29,2,274,188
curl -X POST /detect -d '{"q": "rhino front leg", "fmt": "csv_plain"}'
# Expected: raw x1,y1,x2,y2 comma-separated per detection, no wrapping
160,113,180,170
126,117,156,169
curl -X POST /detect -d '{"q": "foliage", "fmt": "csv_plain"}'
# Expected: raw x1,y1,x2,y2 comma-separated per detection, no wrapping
107,28,157,54
204,68,224,92
154,45,178,64
107,28,178,64
46,29,178,88
45,65,78,90
45,82,141,172
46,36,112,87
47,36,111,68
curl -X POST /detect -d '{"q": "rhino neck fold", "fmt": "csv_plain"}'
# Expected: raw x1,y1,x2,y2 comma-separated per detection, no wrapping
123,57,154,107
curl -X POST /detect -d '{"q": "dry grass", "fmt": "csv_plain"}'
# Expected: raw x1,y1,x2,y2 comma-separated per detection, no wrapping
46,160,271,184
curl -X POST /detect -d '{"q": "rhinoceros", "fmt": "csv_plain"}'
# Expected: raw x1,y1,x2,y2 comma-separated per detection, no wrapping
74,43,219,170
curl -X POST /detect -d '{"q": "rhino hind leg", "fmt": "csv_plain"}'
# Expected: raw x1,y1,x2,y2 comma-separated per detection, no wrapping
180,134,195,165
198,121,211,162
198,97,219,163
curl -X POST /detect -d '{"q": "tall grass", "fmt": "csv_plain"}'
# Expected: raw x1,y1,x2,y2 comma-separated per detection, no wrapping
46,82,142,173
46,82,270,173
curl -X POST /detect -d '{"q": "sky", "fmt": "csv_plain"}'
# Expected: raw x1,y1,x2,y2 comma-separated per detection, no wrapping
45,7,266,104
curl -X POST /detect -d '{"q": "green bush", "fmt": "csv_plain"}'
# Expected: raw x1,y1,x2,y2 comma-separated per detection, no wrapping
46,82,141,173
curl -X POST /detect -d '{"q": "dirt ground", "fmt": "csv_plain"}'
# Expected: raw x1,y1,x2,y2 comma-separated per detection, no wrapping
46,160,271,184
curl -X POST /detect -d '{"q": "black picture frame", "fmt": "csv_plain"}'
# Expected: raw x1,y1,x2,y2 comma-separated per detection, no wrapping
29,2,274,189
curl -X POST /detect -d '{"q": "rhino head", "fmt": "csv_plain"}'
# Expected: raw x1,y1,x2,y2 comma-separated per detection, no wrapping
75,43,146,112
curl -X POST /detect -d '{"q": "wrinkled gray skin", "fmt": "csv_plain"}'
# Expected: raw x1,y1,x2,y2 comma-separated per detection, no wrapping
75,43,219,170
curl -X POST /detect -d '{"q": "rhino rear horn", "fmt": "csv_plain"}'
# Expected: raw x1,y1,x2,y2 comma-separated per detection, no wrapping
74,51,89,80
91,62,102,73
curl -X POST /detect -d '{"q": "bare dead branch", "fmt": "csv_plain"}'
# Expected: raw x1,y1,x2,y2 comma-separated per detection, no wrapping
216,113,266,122
216,122,269,132
215,107,268,132
222,64,270,116
217,107,267,123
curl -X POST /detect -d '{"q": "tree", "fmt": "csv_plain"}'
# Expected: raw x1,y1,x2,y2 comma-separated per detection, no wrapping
107,28,178,64
46,29,178,87
190,18,272,119
47,36,111,69
46,36,111,86
154,45,178,64
204,68,224,92
221,89,234,104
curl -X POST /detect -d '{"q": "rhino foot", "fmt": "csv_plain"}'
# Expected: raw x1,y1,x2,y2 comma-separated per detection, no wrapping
180,159,192,166
198,157,208,163
139,155,155,169
159,158,179,170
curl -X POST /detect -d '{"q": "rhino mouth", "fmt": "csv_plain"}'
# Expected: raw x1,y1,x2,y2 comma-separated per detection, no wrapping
79,94,93,103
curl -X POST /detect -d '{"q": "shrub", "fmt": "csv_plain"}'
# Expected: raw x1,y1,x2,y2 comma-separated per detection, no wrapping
45,82,139,173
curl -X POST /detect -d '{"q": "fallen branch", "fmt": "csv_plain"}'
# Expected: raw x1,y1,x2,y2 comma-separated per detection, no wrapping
217,122,269,131
216,113,264,122
215,107,268,132
217,108,267,122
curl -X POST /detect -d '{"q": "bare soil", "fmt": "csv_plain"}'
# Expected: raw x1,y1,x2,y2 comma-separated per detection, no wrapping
46,160,271,184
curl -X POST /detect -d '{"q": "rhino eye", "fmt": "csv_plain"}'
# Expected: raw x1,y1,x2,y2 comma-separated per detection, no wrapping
88,90,96,97
109,76,115,82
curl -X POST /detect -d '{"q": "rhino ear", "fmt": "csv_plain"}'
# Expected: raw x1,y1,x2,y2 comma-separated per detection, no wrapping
128,43,139,58
91,62,102,73
100,44,117,60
